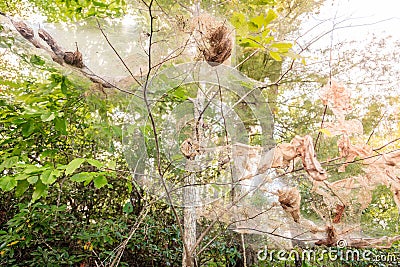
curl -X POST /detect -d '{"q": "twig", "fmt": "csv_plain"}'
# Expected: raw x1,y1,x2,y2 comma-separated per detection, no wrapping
314,104,327,149
234,48,260,69
315,12,335,150
95,19,142,87
373,137,400,151
139,0,190,262
108,206,150,267
215,71,235,200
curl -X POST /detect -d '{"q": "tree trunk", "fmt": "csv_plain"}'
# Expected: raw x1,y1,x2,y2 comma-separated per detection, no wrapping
182,83,205,266
182,172,197,267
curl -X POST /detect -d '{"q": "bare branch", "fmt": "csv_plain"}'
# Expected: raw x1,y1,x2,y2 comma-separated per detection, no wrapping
95,19,142,87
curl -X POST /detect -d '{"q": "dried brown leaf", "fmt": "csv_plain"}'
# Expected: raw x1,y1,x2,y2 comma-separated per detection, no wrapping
333,204,345,223
315,225,338,246
190,14,233,65
319,80,352,122
297,135,327,181
180,138,201,160
337,134,372,172
272,135,327,181
277,187,301,223
202,25,232,65
271,143,298,168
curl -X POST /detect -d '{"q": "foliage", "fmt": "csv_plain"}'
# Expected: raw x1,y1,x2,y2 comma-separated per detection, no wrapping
0,0,127,21
1,0,400,266
0,196,183,266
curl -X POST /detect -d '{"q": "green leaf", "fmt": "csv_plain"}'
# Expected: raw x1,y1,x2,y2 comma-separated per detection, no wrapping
247,21,259,32
93,175,107,189
87,159,103,169
41,149,57,157
230,12,246,29
51,169,63,178
106,160,116,170
15,173,28,180
249,15,264,31
40,169,56,185
71,172,93,182
264,9,277,25
15,180,30,197
270,42,293,53
239,38,263,48
0,156,19,170
269,51,282,61
172,87,188,100
93,1,108,7
31,180,48,203
57,164,67,170
319,128,332,137
27,175,38,184
126,181,132,193
123,201,133,214
87,6,97,17
111,126,122,138
84,177,93,186
21,121,35,137
30,55,45,66
65,158,85,175
261,28,271,38
0,176,17,191
40,112,56,122
61,79,68,95
23,165,42,174
54,117,67,134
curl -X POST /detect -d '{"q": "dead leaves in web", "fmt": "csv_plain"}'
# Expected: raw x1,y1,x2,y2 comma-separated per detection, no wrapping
319,80,352,122
277,187,301,223
272,135,327,181
180,138,201,160
10,18,85,68
201,25,232,66
317,80,400,220
333,135,400,213
315,225,338,246
347,235,400,249
189,14,233,66
64,48,84,68
329,175,373,211
315,225,400,248
12,20,35,40
7,16,115,89
332,204,346,223
337,134,372,172
364,151,400,213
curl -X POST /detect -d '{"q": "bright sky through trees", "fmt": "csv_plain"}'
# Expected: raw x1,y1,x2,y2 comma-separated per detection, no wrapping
307,0,400,45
